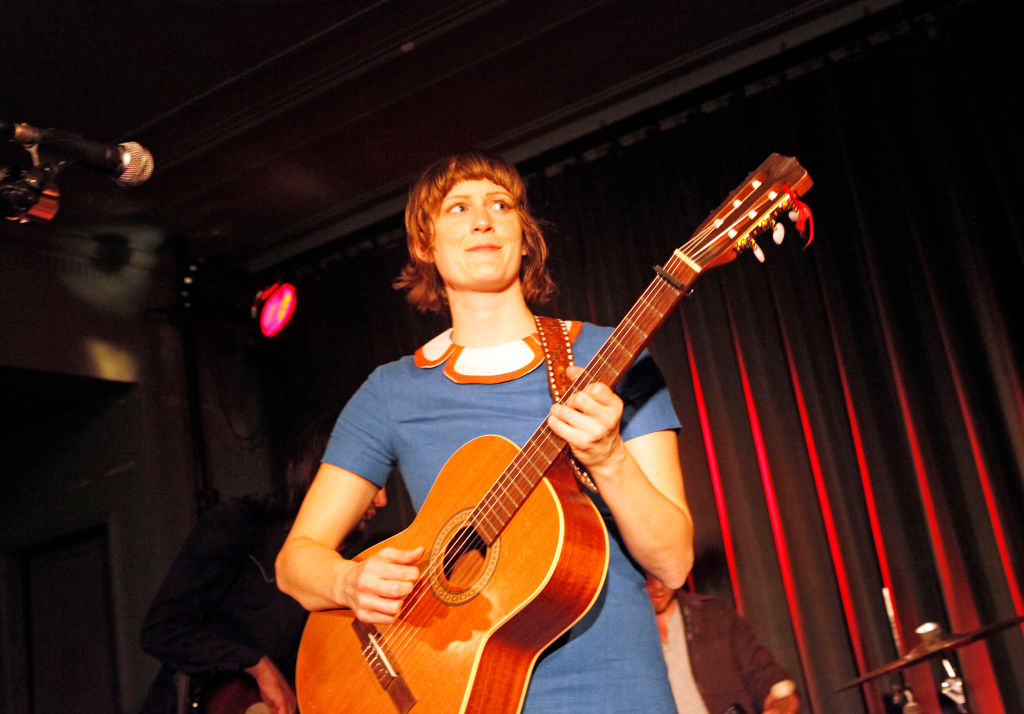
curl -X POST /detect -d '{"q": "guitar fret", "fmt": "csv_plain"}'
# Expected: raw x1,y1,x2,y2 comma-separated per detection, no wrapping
507,478,529,498
492,498,512,518
673,248,702,273
476,517,498,544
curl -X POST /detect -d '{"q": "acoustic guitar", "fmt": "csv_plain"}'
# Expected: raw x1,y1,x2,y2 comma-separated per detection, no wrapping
296,153,813,713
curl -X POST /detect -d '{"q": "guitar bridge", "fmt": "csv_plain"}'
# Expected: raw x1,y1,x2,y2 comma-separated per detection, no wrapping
352,620,417,712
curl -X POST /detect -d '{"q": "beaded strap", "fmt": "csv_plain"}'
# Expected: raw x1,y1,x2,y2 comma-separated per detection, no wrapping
533,315,599,493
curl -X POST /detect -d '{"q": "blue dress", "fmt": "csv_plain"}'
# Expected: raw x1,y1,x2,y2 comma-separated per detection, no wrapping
323,322,679,712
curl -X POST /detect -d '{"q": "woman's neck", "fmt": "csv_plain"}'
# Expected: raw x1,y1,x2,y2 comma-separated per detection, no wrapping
447,286,536,348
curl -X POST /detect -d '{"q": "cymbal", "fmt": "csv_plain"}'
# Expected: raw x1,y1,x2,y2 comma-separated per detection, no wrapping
837,614,1024,691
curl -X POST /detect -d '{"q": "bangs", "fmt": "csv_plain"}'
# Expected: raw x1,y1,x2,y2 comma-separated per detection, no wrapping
424,153,525,213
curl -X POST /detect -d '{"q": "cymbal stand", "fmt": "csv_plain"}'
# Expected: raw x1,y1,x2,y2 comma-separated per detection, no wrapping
939,657,969,713
914,623,972,713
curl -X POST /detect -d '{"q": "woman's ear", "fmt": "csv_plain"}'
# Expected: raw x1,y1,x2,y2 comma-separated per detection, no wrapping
411,234,434,263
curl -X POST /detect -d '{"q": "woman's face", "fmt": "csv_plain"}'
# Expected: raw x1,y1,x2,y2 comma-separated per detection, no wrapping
429,178,524,298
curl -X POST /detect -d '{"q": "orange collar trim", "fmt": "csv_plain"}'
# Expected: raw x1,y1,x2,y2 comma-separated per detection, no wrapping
414,320,582,385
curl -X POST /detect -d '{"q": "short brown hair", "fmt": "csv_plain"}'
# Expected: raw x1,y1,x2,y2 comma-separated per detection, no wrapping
394,151,555,312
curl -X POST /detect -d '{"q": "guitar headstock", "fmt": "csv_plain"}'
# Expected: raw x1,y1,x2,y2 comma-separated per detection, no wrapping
681,153,813,274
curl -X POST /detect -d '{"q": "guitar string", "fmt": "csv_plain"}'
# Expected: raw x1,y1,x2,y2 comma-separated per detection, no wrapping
368,179,794,661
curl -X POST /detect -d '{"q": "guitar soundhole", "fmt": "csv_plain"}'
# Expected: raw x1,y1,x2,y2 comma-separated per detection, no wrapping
429,510,500,605
442,527,487,590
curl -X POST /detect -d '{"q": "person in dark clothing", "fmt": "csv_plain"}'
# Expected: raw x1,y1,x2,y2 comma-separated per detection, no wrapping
646,573,800,714
139,415,386,714
139,494,310,714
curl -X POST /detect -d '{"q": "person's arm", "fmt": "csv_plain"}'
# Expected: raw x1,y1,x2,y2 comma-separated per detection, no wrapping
275,463,422,622
724,602,799,714
547,364,693,588
140,500,266,673
246,655,298,714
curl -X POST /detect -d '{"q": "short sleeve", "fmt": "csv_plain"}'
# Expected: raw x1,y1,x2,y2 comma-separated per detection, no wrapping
617,351,680,441
321,367,395,488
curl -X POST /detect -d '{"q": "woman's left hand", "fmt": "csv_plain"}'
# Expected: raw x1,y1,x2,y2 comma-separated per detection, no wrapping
546,365,626,473
548,366,693,588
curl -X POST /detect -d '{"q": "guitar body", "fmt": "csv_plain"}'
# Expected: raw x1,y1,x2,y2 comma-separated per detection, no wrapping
194,671,268,714
296,434,610,713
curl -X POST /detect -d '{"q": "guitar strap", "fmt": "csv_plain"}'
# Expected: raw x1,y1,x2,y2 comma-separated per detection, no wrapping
533,315,598,492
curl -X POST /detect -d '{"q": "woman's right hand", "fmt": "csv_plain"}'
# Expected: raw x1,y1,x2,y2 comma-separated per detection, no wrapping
340,546,424,624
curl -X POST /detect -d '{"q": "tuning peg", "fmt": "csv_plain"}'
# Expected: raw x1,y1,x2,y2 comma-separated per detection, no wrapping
751,240,765,263
788,209,800,223
772,221,786,245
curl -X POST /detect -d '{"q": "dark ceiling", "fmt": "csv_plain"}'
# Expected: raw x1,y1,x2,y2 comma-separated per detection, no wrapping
2,0,893,431
3,0,880,275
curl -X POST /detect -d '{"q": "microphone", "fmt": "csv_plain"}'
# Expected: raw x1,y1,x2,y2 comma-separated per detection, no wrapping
2,121,154,186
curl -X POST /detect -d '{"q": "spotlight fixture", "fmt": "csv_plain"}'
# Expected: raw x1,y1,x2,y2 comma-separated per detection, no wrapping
253,281,297,338
179,259,297,338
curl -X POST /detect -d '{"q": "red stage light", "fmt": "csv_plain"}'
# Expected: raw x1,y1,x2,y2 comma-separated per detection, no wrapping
255,282,296,337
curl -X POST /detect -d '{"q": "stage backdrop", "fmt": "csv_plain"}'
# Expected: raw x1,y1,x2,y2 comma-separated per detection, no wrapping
254,2,1022,711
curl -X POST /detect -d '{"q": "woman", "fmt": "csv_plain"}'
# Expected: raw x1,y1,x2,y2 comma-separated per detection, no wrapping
276,151,694,711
